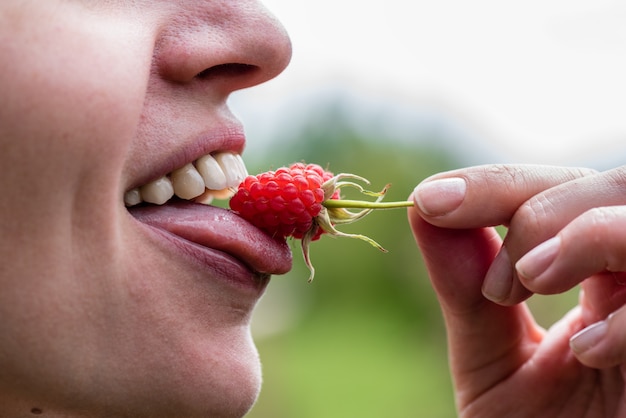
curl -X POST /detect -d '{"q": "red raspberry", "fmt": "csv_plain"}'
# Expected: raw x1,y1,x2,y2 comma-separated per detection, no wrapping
229,163,340,241
229,161,413,281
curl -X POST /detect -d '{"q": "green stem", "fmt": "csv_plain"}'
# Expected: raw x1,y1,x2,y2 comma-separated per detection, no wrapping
323,199,415,210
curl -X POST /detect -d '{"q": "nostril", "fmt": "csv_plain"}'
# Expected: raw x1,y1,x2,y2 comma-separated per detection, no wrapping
196,63,258,81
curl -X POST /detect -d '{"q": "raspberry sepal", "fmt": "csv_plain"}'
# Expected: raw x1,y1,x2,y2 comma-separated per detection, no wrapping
300,174,412,282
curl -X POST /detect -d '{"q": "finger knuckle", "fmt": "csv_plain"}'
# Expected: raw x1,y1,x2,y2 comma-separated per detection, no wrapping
481,164,525,188
580,207,612,240
511,193,556,235
578,206,626,272
604,165,626,192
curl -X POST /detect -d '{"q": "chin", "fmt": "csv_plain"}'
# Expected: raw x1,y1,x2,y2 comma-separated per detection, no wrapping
111,329,264,417
219,350,263,418
181,330,264,418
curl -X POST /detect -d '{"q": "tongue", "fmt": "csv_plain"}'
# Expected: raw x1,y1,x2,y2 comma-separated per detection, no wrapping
129,201,292,275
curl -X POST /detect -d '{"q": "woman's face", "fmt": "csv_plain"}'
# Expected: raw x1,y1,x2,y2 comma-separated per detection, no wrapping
0,0,291,415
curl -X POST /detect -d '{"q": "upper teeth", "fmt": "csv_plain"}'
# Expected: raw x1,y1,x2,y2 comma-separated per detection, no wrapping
124,152,247,207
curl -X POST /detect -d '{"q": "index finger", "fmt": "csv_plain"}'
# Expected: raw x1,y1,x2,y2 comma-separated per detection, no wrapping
413,164,597,229
413,164,598,305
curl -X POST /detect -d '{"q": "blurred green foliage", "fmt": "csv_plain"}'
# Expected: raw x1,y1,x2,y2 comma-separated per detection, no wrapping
244,99,578,417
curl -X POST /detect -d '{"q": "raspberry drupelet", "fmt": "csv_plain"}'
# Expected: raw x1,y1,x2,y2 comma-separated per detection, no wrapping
229,162,413,281
229,163,338,241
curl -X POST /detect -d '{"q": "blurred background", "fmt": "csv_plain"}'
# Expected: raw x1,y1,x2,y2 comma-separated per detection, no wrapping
229,1,626,416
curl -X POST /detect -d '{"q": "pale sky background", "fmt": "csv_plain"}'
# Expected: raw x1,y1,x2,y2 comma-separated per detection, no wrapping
232,0,626,168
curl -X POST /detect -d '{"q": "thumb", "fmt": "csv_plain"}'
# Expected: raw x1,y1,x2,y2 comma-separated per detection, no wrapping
408,205,542,404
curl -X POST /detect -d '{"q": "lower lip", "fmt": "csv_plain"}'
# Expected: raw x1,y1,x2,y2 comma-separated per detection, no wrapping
134,219,271,295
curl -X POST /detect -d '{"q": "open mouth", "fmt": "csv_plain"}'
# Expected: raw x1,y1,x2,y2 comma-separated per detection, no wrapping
124,151,247,207
124,150,293,279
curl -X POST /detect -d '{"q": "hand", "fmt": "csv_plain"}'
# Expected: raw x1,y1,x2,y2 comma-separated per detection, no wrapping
409,164,626,417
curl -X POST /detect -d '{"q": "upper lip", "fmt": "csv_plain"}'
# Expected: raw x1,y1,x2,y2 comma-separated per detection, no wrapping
127,123,246,192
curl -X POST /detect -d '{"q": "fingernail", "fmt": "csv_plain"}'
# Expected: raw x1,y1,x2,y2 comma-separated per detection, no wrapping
515,236,561,280
413,178,467,216
482,247,513,303
570,320,608,354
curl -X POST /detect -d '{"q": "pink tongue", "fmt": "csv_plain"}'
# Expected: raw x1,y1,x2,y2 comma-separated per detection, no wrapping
129,201,292,275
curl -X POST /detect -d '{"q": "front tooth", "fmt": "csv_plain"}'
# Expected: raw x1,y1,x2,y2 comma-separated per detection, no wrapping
140,176,174,205
196,154,228,190
171,163,205,199
215,153,248,186
233,154,248,181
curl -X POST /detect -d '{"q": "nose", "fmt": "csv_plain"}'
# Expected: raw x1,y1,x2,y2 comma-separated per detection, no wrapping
155,1,292,96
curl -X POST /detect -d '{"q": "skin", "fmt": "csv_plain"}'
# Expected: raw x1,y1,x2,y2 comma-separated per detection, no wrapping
7,1,624,416
409,164,626,417
0,0,291,416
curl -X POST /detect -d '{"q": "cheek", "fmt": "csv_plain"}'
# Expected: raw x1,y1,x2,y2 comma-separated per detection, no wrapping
0,6,155,327
0,9,152,207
